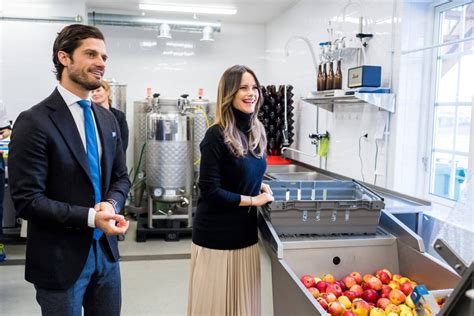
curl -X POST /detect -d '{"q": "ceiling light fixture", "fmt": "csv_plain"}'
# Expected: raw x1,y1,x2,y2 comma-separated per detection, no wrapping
158,23,172,39
139,3,237,15
200,26,214,42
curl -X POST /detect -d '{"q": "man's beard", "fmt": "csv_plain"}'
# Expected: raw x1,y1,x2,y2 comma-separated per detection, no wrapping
69,65,102,91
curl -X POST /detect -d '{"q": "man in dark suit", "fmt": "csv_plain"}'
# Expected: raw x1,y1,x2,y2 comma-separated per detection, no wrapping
9,24,130,315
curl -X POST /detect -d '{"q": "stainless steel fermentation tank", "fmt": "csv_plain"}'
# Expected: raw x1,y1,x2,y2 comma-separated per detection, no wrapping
108,81,127,113
145,97,193,203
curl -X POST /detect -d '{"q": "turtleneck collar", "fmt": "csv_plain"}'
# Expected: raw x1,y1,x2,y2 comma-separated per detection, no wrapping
232,106,252,133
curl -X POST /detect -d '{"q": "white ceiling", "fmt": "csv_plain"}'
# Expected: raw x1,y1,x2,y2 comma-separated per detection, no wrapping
86,0,301,24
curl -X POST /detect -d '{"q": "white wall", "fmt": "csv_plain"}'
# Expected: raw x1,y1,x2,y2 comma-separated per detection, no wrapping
264,0,399,186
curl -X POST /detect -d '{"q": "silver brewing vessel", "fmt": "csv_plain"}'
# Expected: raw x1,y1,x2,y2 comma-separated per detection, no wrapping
145,96,193,202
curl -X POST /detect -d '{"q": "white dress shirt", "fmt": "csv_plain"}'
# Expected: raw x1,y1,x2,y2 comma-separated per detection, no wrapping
57,84,102,228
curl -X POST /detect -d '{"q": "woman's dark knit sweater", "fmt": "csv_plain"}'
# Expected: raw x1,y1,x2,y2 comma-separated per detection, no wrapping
192,107,266,250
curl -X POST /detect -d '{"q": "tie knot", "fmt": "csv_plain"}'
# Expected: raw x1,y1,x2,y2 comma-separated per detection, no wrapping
78,100,91,109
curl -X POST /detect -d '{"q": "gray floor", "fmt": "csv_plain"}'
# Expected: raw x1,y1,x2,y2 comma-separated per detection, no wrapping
0,220,274,315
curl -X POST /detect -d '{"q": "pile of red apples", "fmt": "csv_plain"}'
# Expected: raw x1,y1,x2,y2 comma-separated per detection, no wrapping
300,269,435,316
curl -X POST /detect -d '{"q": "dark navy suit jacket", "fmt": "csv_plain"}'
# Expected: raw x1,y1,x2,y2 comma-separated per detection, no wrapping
9,89,130,290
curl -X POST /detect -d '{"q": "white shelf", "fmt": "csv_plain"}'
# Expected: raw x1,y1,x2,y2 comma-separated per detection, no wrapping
302,90,395,112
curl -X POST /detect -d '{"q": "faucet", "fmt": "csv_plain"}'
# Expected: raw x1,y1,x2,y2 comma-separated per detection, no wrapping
284,36,318,74
281,132,329,159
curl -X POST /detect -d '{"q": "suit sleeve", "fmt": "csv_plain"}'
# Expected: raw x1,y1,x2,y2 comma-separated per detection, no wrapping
9,111,89,227
118,111,129,153
105,114,131,211
198,127,241,206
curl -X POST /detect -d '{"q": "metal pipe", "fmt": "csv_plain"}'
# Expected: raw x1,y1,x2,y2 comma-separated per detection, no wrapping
284,36,318,74
87,12,221,33
0,15,82,23
281,147,318,160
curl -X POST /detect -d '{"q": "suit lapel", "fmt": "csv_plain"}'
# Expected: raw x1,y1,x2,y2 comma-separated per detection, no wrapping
48,90,92,182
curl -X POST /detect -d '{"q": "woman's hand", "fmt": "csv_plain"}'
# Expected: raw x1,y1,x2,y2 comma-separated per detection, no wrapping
260,182,273,195
254,192,274,206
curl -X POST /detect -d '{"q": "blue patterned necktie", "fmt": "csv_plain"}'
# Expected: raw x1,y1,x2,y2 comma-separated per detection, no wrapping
78,100,103,240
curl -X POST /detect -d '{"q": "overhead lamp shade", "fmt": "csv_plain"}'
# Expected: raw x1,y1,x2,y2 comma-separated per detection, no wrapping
158,23,171,38
200,25,214,42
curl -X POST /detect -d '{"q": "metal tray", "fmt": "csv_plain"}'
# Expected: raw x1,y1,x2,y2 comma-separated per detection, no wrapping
261,180,385,235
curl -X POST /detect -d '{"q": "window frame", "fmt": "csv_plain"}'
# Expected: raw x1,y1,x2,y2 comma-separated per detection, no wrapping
425,0,473,206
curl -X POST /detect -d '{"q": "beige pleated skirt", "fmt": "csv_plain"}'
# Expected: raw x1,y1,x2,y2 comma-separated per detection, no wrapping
187,242,261,316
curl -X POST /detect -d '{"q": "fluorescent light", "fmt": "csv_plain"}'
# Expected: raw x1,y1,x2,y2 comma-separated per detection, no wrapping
139,3,237,15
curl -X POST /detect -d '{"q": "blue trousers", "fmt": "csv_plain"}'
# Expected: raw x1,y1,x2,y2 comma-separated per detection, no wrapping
35,239,121,316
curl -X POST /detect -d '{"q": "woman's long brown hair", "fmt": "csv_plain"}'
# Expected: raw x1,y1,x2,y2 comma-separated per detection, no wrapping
214,65,267,158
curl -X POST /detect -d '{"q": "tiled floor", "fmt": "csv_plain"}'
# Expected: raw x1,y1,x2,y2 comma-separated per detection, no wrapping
0,220,274,315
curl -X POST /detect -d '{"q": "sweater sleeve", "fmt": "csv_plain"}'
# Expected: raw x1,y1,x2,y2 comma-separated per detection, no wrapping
198,126,241,206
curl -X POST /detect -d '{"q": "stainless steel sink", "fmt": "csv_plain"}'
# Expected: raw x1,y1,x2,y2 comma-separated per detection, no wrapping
266,172,332,181
265,164,312,173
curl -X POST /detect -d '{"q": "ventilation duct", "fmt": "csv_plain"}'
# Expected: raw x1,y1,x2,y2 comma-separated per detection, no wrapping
88,12,221,34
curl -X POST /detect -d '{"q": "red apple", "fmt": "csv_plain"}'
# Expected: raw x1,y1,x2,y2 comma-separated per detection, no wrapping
308,287,320,298
375,270,391,284
380,285,392,298
376,297,391,309
301,274,315,288
323,273,336,283
337,280,347,292
328,301,346,316
388,289,406,305
322,292,337,303
343,291,359,302
326,283,343,298
399,282,413,296
343,311,357,316
363,274,374,284
350,284,364,296
316,280,329,293
361,289,380,304
342,276,357,289
351,298,371,316
349,271,363,285
317,297,329,310
365,276,383,291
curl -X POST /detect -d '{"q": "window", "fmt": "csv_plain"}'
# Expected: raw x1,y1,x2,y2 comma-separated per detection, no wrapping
430,1,473,201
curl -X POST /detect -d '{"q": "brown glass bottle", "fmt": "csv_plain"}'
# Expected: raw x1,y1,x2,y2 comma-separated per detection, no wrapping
334,59,342,90
317,64,323,91
326,61,334,91
322,63,327,91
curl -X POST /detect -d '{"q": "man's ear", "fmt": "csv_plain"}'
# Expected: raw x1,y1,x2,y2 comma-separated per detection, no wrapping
57,51,70,67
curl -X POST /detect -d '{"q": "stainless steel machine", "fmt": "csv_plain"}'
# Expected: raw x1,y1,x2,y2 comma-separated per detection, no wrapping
260,163,463,315
136,95,195,241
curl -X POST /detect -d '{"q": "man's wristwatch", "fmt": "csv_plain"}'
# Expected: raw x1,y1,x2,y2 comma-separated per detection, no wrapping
106,199,120,213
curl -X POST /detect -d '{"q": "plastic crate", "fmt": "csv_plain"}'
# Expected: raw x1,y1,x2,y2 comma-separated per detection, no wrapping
261,180,385,235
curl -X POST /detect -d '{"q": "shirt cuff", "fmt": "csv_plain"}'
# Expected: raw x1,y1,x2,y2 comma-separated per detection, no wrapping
87,208,97,228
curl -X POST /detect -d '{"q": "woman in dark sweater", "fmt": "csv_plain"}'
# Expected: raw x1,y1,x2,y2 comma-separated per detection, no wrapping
188,65,274,316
